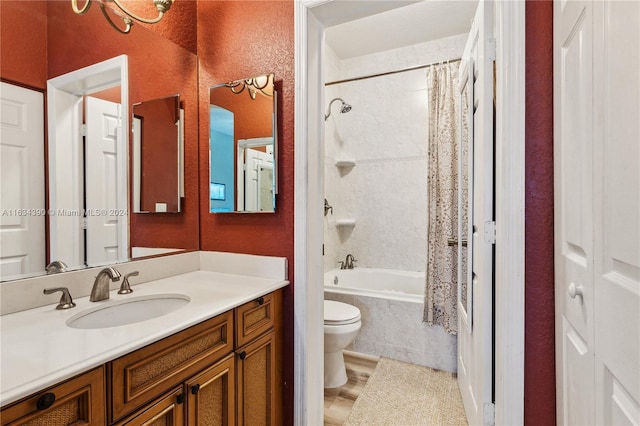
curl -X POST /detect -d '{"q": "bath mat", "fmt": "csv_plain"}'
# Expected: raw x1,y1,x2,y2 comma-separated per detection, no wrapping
343,357,467,426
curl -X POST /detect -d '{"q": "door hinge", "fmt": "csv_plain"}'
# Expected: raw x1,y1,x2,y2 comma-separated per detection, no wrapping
80,124,87,137
81,218,87,229
483,402,496,425
487,38,496,61
484,221,496,244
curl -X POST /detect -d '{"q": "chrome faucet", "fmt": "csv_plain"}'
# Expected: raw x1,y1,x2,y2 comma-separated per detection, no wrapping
344,254,357,269
90,267,121,302
46,260,68,274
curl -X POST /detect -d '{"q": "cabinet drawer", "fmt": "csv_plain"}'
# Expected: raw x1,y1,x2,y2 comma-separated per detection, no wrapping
1,366,105,426
235,293,275,348
110,311,233,422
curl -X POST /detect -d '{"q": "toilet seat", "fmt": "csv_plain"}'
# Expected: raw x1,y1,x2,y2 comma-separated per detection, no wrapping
324,300,361,325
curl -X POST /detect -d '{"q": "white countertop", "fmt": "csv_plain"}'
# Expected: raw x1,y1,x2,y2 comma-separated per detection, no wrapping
0,270,288,407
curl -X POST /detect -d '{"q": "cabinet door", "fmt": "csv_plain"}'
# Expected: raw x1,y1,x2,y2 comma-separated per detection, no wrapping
236,331,280,426
186,353,235,426
0,367,105,426
115,387,185,426
110,311,232,422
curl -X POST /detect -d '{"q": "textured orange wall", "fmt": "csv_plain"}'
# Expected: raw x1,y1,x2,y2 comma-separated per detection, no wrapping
108,0,197,54
0,1,48,89
47,1,199,251
197,1,294,423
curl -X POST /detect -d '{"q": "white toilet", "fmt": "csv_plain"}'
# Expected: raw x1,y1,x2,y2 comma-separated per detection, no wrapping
324,300,362,388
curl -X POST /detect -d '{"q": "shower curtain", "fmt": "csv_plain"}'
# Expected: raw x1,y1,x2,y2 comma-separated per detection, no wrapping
423,62,464,335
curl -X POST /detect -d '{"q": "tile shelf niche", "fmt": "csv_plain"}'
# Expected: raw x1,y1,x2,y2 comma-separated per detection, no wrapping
335,219,356,227
335,159,356,168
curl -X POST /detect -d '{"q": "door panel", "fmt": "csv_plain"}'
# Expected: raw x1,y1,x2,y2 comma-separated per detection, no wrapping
457,1,494,424
555,0,640,423
562,318,594,426
593,1,640,423
85,96,121,266
0,83,45,279
554,1,595,424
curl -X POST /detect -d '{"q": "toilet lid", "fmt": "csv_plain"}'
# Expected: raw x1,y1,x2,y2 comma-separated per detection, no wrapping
324,300,361,325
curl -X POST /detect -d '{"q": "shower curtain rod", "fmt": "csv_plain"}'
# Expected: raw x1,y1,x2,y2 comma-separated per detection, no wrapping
325,57,462,86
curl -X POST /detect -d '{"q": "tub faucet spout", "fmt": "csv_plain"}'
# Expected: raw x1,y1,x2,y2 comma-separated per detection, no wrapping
344,254,357,269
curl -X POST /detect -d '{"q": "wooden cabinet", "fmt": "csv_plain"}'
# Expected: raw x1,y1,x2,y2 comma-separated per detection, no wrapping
115,354,236,426
235,291,282,426
1,289,283,426
0,367,105,426
235,292,275,348
114,387,184,426
186,353,235,426
109,311,233,422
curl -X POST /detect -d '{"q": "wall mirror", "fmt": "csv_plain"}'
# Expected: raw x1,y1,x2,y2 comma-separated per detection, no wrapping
209,73,277,213
132,94,184,213
0,1,198,282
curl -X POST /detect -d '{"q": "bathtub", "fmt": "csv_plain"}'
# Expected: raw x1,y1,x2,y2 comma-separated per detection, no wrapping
324,268,424,302
324,267,457,372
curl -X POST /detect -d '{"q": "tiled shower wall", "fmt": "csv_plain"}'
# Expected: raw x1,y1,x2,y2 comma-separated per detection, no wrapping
323,33,468,273
323,34,467,369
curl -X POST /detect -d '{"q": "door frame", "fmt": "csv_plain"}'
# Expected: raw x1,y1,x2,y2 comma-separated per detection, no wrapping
293,1,525,425
47,55,129,265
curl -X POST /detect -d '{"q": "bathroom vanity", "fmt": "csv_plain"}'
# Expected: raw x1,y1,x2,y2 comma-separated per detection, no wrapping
0,253,288,425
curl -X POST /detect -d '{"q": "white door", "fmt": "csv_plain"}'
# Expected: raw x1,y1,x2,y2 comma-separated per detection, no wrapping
85,96,124,266
457,1,495,425
258,164,274,212
0,83,45,279
555,1,640,424
244,148,274,212
554,1,596,423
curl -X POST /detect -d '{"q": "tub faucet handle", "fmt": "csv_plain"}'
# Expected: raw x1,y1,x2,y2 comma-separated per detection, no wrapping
338,261,345,270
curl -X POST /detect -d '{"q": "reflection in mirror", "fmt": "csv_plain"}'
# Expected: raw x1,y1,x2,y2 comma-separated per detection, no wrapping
47,56,129,273
457,60,472,323
0,82,46,281
132,94,183,213
0,1,199,282
209,74,276,213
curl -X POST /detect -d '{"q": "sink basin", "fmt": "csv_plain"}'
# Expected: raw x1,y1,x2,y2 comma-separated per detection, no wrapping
66,294,191,329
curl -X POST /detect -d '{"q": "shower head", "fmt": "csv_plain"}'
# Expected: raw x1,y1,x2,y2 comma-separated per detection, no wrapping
324,97,352,121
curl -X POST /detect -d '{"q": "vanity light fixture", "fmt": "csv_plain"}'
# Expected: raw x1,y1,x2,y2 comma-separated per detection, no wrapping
224,74,273,100
71,0,173,34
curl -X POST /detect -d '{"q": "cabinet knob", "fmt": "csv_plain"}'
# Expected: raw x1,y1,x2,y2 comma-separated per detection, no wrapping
257,296,265,305
176,393,185,404
191,384,200,395
36,392,56,410
238,351,247,360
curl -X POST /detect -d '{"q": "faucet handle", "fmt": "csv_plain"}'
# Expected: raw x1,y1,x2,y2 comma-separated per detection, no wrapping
337,261,345,270
118,271,139,295
43,287,76,310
